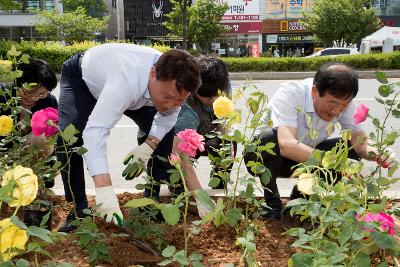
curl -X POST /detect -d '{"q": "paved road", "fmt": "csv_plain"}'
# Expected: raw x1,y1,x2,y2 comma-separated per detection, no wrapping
50,78,400,198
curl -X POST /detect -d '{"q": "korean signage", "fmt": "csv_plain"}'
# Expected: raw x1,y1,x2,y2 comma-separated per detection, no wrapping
222,22,263,34
217,0,260,21
263,19,308,33
276,34,314,43
372,0,400,16
265,0,313,19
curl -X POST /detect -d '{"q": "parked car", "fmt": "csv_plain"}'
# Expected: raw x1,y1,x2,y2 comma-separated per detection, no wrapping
305,47,360,58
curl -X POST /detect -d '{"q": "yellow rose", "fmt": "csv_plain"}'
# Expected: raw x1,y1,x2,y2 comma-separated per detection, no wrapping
0,115,13,136
297,173,316,195
213,96,234,119
0,60,12,73
1,165,38,207
0,218,28,261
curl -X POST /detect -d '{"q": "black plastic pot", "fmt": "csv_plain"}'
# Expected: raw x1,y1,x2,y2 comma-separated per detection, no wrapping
23,200,53,230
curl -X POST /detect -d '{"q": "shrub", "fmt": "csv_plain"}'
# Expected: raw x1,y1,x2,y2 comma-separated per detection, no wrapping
1,40,399,73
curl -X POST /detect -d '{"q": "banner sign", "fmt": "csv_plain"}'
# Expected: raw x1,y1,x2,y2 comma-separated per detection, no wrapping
222,22,263,34
265,0,313,19
217,0,260,21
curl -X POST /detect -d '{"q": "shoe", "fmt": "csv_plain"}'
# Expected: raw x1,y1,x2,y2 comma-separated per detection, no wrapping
261,209,281,221
58,211,85,233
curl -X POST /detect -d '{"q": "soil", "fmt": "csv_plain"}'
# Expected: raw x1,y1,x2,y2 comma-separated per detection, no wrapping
2,193,297,266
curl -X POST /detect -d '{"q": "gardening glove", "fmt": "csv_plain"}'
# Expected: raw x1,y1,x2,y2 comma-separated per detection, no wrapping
195,198,215,219
122,142,154,180
95,186,124,226
376,148,398,169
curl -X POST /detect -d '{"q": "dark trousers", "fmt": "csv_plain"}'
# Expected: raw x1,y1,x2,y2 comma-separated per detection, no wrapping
57,53,174,212
146,136,237,199
243,128,360,217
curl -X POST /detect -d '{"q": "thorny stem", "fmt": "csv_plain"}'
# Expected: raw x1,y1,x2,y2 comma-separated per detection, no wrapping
177,164,190,257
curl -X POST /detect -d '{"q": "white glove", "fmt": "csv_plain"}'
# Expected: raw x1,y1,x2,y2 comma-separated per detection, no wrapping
95,186,123,225
195,198,214,219
377,148,398,169
123,142,154,179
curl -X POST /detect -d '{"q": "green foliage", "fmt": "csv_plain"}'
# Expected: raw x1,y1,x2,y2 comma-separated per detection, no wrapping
165,0,228,52
286,72,400,266
61,0,108,18
0,0,21,11
302,0,380,47
74,216,112,267
187,0,228,53
223,52,400,72
34,7,109,43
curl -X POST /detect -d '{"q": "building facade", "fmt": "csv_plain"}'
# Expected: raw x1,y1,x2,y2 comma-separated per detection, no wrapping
262,0,315,56
0,0,63,41
213,0,262,57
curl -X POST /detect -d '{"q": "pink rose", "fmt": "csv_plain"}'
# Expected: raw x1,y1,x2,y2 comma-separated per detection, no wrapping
353,104,369,125
169,153,181,166
356,212,395,236
176,129,205,157
31,107,58,137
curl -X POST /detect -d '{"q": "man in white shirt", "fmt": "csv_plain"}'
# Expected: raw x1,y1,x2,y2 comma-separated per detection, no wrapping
244,63,397,222
57,44,201,232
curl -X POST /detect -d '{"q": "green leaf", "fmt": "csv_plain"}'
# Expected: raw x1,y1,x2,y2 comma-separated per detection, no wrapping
371,232,395,249
392,109,400,118
194,189,214,210
173,250,189,265
376,71,388,84
27,226,53,243
208,177,221,188
290,253,313,267
378,84,391,97
352,252,370,267
192,261,204,267
124,198,156,208
226,208,242,226
16,259,30,267
162,245,176,257
160,204,180,225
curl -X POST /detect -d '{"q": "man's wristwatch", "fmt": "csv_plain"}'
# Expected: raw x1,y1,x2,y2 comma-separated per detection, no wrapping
145,135,160,150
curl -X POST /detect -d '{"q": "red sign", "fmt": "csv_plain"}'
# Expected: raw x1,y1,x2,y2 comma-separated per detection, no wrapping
222,22,262,34
251,43,260,57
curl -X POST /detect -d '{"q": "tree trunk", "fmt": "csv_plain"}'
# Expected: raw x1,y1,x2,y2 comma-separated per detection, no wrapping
181,0,188,51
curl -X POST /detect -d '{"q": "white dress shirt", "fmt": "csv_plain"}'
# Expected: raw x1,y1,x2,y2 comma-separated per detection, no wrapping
257,78,363,147
80,43,180,176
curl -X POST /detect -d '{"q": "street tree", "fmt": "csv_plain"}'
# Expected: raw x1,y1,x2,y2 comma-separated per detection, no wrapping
164,0,191,50
34,7,109,43
61,0,108,18
188,0,228,53
302,0,380,47
165,0,228,52
0,0,21,12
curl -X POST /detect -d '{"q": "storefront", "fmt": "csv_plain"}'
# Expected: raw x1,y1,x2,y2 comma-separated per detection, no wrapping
263,19,315,56
215,0,262,57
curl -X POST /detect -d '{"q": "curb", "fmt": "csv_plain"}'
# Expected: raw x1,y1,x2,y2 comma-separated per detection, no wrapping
57,70,400,82
229,70,400,80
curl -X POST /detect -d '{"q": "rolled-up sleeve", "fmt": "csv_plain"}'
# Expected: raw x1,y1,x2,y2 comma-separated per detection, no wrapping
149,107,180,141
83,76,137,176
